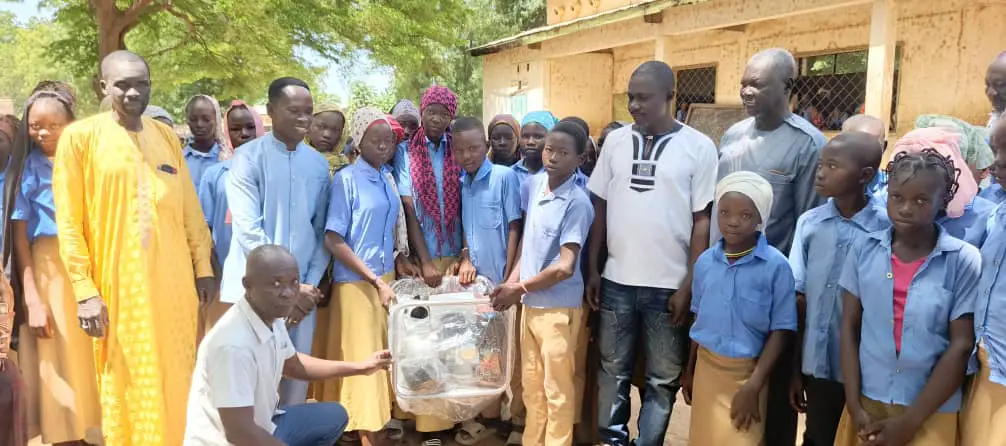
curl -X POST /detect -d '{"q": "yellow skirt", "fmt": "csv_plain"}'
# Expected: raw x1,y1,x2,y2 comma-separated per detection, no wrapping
18,236,102,444
314,272,395,432
835,395,957,445
959,345,1006,446
689,347,765,446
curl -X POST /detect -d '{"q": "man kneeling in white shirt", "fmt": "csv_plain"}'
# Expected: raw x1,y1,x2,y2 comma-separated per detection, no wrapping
184,244,392,446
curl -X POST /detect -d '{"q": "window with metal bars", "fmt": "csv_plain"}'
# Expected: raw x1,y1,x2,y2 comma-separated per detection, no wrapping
674,66,717,121
792,48,901,131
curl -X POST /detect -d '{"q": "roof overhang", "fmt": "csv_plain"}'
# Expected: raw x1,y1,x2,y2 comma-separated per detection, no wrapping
468,0,708,57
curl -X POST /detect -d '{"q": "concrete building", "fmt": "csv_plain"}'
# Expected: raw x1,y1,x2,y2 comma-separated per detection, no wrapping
469,0,1006,139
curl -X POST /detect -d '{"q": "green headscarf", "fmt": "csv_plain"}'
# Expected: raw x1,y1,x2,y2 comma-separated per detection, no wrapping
915,114,994,170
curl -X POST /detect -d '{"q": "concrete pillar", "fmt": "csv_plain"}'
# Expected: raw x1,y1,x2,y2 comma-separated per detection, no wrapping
864,0,898,131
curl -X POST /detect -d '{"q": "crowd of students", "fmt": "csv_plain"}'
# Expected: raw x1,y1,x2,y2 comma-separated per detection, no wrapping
0,45,1005,446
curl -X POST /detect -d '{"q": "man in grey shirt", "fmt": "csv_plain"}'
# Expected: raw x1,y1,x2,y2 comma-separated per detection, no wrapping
716,48,826,446
718,48,826,254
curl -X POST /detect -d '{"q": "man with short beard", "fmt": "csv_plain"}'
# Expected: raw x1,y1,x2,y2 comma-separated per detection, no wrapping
717,48,827,446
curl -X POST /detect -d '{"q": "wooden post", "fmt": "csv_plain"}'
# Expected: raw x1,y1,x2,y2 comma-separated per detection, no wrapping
864,0,898,131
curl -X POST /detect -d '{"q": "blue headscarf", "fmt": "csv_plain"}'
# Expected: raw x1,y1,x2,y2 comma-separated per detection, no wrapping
521,111,558,131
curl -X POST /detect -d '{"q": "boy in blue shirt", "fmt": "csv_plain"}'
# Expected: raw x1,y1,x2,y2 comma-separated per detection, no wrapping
491,121,594,446
788,132,888,446
450,116,523,444
453,117,522,286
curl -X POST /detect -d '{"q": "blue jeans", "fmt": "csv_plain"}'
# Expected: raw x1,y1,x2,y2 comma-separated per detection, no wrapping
273,402,348,446
596,279,686,446
279,308,317,406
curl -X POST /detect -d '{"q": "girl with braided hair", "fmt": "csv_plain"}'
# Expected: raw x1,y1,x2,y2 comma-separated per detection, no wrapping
835,149,979,446
12,89,103,445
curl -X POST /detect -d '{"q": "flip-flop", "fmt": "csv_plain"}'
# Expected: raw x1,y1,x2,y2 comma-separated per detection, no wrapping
506,430,523,446
455,420,497,446
383,419,405,441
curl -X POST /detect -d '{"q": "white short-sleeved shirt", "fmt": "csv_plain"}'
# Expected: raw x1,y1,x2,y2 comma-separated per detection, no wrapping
184,298,297,445
587,124,718,289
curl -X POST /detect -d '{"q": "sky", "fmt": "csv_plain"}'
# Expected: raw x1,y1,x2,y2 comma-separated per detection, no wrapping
0,0,392,105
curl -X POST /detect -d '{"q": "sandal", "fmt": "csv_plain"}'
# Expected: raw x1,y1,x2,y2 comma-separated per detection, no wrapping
506,430,523,446
420,439,443,446
383,419,405,441
338,432,361,445
455,420,497,446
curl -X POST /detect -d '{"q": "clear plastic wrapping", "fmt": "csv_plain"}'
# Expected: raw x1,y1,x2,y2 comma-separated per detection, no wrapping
388,277,515,422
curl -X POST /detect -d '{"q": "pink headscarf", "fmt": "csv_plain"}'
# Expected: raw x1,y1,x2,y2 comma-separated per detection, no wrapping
220,100,264,160
408,86,461,252
889,127,977,218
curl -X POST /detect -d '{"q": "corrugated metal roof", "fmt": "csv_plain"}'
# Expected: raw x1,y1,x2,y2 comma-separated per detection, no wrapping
468,0,707,56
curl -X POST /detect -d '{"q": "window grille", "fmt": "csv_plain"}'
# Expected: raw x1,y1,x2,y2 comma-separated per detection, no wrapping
792,48,901,131
674,66,717,121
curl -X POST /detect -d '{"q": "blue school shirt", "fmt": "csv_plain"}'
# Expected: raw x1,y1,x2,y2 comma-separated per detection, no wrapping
690,234,798,359
519,169,589,212
11,149,57,241
789,198,890,381
326,158,400,282
979,184,1006,206
937,196,996,247
394,138,462,259
198,160,233,263
974,203,1006,386
183,142,221,188
219,134,331,304
511,159,535,187
519,173,594,308
839,227,981,413
461,159,522,284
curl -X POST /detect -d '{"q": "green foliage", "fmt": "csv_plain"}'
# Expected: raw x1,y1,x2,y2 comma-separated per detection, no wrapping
1,0,467,116
0,12,98,115
390,0,546,117
345,80,395,118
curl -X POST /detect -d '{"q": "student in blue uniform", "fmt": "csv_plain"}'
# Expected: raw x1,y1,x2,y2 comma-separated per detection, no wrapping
315,107,400,445
451,116,522,444
11,90,103,445
979,118,1006,205
683,171,797,446
453,116,522,286
195,100,265,336
875,128,995,247
513,111,558,187
961,138,1006,446
787,132,888,446
183,94,225,187
491,121,594,446
836,150,979,446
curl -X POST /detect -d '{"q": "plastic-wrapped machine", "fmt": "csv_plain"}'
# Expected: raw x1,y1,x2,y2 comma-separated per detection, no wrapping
388,276,515,422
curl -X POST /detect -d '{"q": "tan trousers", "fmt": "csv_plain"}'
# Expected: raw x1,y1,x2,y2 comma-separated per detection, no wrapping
835,395,957,445
521,306,583,446
959,345,1006,446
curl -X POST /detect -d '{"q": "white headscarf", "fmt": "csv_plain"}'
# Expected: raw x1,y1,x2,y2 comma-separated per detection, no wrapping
715,171,774,229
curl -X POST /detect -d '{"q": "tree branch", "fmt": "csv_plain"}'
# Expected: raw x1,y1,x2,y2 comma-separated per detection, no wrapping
121,0,159,28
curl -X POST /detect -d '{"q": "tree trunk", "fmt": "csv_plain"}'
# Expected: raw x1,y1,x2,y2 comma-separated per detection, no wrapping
90,0,131,99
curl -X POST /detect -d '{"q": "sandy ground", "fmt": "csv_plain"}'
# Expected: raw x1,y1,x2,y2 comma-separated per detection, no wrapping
28,388,803,446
